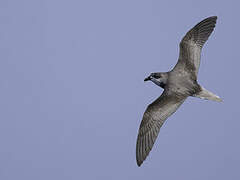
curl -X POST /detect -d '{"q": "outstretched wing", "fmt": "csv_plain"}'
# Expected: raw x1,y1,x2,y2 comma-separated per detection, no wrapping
136,91,186,166
176,16,217,76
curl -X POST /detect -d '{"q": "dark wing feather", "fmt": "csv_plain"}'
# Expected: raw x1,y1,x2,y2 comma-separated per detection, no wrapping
176,16,217,76
136,91,186,166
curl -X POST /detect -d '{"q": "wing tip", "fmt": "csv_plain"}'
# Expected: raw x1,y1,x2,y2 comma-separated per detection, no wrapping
200,16,217,26
203,16,217,22
136,133,151,167
185,16,218,47
136,160,142,167
207,16,217,20
136,136,145,167
202,16,217,26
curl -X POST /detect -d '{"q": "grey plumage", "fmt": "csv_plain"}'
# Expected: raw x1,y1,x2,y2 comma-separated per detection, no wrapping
136,16,221,167
177,16,217,76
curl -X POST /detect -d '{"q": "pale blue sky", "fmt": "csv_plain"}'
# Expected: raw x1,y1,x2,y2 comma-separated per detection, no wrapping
0,0,239,179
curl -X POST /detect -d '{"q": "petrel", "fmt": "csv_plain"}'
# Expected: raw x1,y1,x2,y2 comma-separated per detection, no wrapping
136,16,222,166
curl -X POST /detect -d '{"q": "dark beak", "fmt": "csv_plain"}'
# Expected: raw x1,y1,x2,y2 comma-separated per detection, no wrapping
144,76,151,82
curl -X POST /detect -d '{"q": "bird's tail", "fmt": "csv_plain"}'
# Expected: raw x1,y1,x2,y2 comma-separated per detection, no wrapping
193,86,222,102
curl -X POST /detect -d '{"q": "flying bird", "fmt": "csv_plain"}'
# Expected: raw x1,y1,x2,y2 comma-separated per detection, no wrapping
136,16,222,166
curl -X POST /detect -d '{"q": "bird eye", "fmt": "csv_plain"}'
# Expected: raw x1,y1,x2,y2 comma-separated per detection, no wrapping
151,73,156,77
152,73,161,78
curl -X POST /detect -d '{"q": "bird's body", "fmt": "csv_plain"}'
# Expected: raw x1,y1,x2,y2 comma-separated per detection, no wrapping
168,69,200,97
136,16,222,166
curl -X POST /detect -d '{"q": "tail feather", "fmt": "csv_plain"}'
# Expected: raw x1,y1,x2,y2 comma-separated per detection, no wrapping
193,86,222,102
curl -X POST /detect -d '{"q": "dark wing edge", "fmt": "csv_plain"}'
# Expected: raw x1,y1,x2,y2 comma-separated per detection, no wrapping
136,91,186,166
177,16,217,75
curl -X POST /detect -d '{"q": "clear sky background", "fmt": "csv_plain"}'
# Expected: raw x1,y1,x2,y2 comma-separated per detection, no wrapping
0,0,239,179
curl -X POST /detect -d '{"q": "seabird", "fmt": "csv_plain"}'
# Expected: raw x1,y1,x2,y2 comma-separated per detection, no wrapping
136,16,222,166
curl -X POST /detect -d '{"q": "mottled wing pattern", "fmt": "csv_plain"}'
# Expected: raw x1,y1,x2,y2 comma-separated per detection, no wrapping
136,91,186,166
177,16,217,76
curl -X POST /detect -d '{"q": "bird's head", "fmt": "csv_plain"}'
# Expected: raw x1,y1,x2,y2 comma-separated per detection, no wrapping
144,72,168,88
